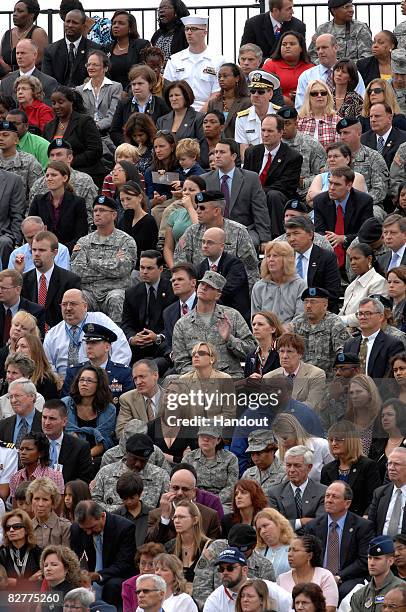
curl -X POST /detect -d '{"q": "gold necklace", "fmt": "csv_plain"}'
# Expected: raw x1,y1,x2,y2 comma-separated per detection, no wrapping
15,26,32,41
116,41,129,51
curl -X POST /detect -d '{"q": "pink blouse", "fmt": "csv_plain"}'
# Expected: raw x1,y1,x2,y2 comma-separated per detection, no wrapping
277,567,339,606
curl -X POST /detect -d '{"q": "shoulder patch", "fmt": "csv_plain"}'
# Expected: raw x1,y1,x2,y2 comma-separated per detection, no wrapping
237,109,250,117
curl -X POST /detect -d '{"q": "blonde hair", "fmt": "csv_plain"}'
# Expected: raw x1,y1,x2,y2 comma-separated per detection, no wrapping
12,311,40,338
299,79,335,117
191,341,218,366
173,500,209,560
40,545,81,587
272,413,311,462
328,420,364,464
260,240,296,282
153,553,187,595
255,508,295,548
345,374,381,424
26,477,61,508
115,143,139,163
176,138,200,159
362,79,401,116
14,75,45,101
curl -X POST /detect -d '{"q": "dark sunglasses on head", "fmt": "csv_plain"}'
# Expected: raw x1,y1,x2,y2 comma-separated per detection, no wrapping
249,88,271,95
369,87,384,94
310,90,328,97
5,523,24,531
217,564,239,573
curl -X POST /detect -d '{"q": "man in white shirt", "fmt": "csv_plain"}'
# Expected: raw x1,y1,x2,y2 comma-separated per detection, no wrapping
369,447,406,535
164,15,225,111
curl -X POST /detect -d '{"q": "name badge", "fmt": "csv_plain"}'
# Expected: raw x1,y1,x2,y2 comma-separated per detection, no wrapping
375,596,385,603
176,68,185,72
246,129,256,133
203,66,216,75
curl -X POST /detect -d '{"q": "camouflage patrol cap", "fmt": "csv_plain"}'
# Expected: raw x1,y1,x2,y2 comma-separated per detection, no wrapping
199,270,226,291
392,49,406,75
246,429,278,452
197,424,222,438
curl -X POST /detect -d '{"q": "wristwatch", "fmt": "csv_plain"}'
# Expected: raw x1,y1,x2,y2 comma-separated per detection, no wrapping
155,334,165,346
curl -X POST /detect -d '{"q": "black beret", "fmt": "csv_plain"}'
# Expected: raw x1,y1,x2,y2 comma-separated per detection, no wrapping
228,524,257,552
277,106,298,119
93,195,117,210
328,0,352,7
369,294,393,309
284,199,308,213
336,117,360,132
196,190,225,204
0,120,18,133
126,433,154,458
333,352,361,366
47,138,72,155
83,323,117,344
357,218,383,244
301,287,330,300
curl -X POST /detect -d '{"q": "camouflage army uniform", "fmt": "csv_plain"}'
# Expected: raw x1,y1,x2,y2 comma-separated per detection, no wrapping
0,151,43,209
91,459,169,511
172,303,256,376
319,381,349,430
182,448,239,510
390,141,406,197
350,572,404,612
275,231,333,251
353,144,389,206
308,20,373,62
384,324,406,349
292,312,351,376
394,87,406,114
346,237,388,281
193,540,276,610
71,228,137,325
241,456,286,498
174,219,260,291
282,133,327,199
394,21,406,50
29,168,98,229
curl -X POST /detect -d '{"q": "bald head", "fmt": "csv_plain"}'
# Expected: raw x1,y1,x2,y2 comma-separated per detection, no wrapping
170,468,197,502
202,227,225,260
315,33,338,68
21,217,45,246
61,289,88,326
16,38,38,71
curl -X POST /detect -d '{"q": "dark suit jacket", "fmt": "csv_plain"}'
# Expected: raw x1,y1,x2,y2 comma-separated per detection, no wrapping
304,512,375,582
356,56,381,87
361,127,406,169
321,456,382,516
70,512,136,581
201,167,272,244
29,191,88,253
378,249,406,275
307,244,342,313
243,142,302,199
0,67,58,106
343,329,404,379
241,12,306,59
163,295,198,354
243,348,280,377
0,297,45,345
43,111,105,180
42,37,101,86
156,106,204,143
268,478,327,531
21,264,81,329
197,252,251,322
368,482,406,534
110,96,171,146
58,433,93,484
313,188,374,249
0,409,42,443
146,502,221,544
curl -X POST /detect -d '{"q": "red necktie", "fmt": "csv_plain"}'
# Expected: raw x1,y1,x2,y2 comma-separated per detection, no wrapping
334,204,345,268
260,152,272,185
38,273,47,306
210,264,218,271
3,308,11,343
181,302,189,316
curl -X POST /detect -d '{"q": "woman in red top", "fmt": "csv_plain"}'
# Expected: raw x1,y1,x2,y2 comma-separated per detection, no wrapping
263,31,313,106
14,74,53,134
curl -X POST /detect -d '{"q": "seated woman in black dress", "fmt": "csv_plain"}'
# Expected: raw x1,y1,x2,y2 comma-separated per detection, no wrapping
108,10,150,89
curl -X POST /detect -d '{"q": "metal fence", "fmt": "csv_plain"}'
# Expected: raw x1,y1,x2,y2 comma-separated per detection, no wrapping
0,2,403,61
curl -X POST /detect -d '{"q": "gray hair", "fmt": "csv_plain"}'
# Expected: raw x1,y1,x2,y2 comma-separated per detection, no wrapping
137,573,167,594
64,588,95,608
285,445,314,465
5,353,35,378
133,359,159,374
8,378,36,397
358,297,384,314
238,43,263,61
21,216,44,230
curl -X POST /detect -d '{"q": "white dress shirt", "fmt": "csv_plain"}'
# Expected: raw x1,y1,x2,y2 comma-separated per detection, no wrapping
362,328,380,373
383,484,406,535
259,144,281,174
376,127,392,147
65,36,82,54
143,388,161,418
290,478,309,531
35,265,54,293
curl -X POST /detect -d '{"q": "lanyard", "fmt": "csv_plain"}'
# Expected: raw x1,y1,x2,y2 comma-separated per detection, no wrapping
65,317,87,346
10,547,30,577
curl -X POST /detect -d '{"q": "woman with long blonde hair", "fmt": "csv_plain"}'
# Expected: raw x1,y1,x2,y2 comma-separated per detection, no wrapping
255,508,294,577
154,553,198,611
251,241,306,324
297,79,340,149
15,333,59,400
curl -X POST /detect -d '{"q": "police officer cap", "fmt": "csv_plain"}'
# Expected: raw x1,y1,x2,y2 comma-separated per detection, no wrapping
284,199,308,214
228,525,257,552
248,70,280,90
336,117,360,132
195,190,225,204
357,218,383,244
83,323,117,344
214,547,247,566
277,106,298,120
246,429,278,452
301,287,330,300
93,195,117,210
125,433,154,458
328,0,352,8
200,270,227,291
181,15,209,26
368,535,395,556
47,138,72,155
369,294,393,310
197,424,222,438
0,120,18,133
392,49,406,75
333,352,361,367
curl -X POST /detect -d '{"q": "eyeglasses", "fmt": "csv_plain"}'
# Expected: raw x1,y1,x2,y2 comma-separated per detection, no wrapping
60,301,84,308
5,523,24,531
355,310,380,318
310,90,328,97
369,87,384,94
192,350,211,357
135,588,160,595
197,205,207,211
249,88,270,95
0,285,16,291
184,26,206,32
217,564,239,573
155,129,171,137
78,378,98,384
169,485,194,493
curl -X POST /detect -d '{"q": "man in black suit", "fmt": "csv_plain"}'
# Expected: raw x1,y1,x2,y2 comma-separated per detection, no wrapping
243,114,303,238
0,269,45,344
70,500,136,607
343,297,404,378
202,138,272,248
313,166,374,268
197,227,250,322
268,445,327,533
285,216,341,313
304,481,375,599
377,214,406,274
368,447,406,536
163,263,197,361
42,9,101,86
122,250,176,372
240,0,306,60
0,378,42,445
21,230,81,329
361,103,406,169
42,399,93,484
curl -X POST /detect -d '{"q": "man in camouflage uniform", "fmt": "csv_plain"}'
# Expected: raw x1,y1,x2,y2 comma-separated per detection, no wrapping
172,270,256,376
71,195,137,326
391,49,406,115
292,287,350,378
241,430,286,497
275,199,333,251
174,191,260,291
337,117,389,208
0,120,42,210
308,0,372,63
277,106,327,201
192,524,275,610
346,218,388,281
91,433,169,512
29,138,98,228
394,1,406,50
319,352,361,430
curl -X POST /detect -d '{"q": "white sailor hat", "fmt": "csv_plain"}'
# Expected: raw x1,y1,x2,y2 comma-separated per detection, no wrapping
181,15,209,26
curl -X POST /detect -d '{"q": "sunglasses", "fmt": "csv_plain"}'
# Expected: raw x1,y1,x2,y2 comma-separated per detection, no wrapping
310,90,328,97
192,350,211,357
197,205,207,211
249,88,271,95
369,87,384,94
5,523,24,531
217,564,239,573
135,588,159,595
